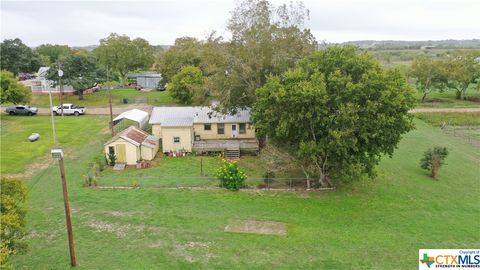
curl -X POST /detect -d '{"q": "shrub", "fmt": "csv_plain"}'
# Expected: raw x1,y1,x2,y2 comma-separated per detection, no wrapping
82,174,98,187
215,159,247,191
0,178,27,268
92,154,106,172
107,152,117,166
420,147,449,178
131,180,139,188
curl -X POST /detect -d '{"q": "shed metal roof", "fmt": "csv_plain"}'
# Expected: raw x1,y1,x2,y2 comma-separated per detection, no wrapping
104,126,158,149
113,109,149,128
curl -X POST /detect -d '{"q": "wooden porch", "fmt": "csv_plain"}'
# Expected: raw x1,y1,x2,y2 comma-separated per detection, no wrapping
192,139,259,152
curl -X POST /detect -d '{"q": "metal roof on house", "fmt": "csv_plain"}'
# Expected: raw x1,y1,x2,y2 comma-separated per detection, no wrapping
104,126,158,149
162,117,194,127
148,106,251,126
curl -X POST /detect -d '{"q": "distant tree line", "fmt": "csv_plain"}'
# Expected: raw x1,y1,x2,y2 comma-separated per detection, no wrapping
410,50,480,101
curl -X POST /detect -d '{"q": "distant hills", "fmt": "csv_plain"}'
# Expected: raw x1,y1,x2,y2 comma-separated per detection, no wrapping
339,39,480,50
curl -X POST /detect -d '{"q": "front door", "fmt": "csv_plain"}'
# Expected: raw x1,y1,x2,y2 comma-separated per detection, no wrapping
115,144,126,163
231,124,237,138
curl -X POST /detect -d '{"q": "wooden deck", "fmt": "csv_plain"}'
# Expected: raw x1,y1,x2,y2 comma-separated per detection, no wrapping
193,139,259,152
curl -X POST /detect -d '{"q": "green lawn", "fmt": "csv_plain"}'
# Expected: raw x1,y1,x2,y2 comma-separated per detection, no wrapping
98,155,288,188
415,112,480,126
0,115,108,174
6,119,480,269
28,88,177,107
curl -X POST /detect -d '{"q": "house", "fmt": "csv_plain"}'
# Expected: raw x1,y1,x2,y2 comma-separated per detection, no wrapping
148,106,258,158
128,73,162,89
113,109,149,129
20,67,97,96
104,126,159,165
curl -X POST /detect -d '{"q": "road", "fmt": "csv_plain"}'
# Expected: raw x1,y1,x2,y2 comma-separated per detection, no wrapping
2,105,480,116
35,104,153,115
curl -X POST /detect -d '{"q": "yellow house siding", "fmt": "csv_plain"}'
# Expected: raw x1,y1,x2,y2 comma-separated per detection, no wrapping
104,138,139,165
162,126,193,152
152,124,162,139
141,143,159,160
193,123,255,140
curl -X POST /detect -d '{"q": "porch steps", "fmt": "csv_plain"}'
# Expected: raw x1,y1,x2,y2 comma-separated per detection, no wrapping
113,163,126,170
225,148,240,160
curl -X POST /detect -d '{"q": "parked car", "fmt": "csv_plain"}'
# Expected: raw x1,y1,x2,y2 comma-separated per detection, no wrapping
5,105,38,116
52,104,86,116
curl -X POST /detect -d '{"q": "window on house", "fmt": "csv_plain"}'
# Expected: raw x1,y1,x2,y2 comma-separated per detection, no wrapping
239,123,246,134
217,123,225,135
204,124,211,131
108,146,115,155
173,137,180,143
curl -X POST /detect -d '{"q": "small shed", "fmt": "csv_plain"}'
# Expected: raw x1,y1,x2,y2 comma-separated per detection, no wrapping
104,126,159,165
129,73,162,88
113,109,149,129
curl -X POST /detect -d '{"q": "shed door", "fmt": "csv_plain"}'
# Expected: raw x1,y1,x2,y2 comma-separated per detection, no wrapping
115,144,126,163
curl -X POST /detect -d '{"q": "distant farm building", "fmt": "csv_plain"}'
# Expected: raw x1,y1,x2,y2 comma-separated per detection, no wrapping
128,73,162,89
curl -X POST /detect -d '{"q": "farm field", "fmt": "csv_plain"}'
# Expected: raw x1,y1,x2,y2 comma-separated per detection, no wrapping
27,88,176,108
3,117,479,269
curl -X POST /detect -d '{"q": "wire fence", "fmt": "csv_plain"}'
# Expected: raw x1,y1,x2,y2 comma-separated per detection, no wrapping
95,175,334,191
441,124,480,148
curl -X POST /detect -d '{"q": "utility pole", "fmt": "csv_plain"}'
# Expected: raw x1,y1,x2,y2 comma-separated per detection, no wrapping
58,63,64,118
107,67,114,136
46,78,57,145
51,148,77,267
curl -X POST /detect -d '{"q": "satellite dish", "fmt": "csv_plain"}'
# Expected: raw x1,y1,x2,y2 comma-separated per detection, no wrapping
58,70,64,77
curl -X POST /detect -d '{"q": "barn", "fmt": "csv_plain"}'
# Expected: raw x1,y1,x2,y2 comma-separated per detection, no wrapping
129,73,162,89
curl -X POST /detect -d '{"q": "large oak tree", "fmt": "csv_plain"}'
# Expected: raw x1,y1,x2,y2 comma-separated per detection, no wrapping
252,46,416,188
94,33,154,83
0,38,42,75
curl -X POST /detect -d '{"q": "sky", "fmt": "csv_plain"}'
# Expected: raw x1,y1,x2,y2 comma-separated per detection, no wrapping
1,0,479,47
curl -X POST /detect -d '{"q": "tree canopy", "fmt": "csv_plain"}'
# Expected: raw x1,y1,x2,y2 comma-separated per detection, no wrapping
442,51,480,100
410,56,447,102
167,65,206,105
154,0,317,111
0,70,32,105
94,33,154,83
47,53,103,100
252,46,416,187
218,0,317,111
35,44,72,66
0,38,42,75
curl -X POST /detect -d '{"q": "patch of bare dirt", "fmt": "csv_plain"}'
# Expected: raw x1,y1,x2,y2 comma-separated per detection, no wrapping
225,219,287,236
3,153,55,179
172,241,215,263
104,210,144,218
86,220,145,237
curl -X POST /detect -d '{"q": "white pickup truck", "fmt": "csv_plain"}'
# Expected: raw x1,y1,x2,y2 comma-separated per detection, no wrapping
52,104,86,116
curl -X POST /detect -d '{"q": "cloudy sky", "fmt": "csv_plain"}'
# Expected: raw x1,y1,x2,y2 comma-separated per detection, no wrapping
1,0,479,47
